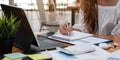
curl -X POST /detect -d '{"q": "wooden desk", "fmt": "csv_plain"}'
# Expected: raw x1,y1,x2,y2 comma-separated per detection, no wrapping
12,35,120,53
67,3,80,26
95,35,120,52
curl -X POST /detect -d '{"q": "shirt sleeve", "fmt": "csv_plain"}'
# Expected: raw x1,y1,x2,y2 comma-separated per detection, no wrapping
72,9,89,33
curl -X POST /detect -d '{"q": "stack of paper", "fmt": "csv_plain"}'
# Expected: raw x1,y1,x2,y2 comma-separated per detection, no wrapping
70,37,113,45
51,31,93,41
104,49,120,60
57,44,95,55
49,31,112,45
42,45,110,60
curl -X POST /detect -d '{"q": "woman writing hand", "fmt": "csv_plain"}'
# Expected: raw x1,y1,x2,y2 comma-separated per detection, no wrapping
59,23,72,35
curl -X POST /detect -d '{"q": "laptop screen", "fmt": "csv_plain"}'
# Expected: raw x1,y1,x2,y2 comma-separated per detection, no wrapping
1,4,40,51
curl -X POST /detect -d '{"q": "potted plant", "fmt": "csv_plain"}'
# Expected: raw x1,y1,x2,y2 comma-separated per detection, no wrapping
0,14,21,55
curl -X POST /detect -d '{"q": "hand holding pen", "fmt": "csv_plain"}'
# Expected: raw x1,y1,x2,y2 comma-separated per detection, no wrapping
59,23,72,36
67,23,72,36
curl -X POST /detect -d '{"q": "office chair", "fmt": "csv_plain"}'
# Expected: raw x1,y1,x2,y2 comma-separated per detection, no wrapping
36,0,59,32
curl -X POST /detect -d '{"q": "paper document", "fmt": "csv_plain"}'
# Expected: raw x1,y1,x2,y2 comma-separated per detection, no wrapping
106,49,120,60
57,44,95,55
51,31,93,41
49,36,112,45
71,37,113,45
42,45,110,60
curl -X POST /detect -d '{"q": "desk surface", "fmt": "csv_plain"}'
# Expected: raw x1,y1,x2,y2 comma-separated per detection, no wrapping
95,35,120,52
12,35,120,53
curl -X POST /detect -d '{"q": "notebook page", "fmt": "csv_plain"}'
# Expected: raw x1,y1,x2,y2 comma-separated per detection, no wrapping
51,31,93,41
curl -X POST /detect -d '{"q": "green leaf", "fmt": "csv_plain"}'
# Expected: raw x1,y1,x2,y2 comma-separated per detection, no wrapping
0,13,21,40
8,15,17,28
8,20,21,38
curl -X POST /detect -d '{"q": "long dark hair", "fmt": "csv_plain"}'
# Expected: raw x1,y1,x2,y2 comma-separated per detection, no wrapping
80,0,98,34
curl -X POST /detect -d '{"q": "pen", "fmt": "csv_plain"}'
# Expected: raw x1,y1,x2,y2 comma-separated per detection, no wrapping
67,23,71,37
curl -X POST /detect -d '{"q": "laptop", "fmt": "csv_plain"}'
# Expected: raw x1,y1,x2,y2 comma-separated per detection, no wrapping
1,4,66,52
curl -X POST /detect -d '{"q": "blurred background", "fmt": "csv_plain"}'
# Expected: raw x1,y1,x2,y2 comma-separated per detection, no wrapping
0,0,80,33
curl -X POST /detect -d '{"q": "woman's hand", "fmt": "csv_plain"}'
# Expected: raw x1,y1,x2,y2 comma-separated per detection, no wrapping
59,23,72,35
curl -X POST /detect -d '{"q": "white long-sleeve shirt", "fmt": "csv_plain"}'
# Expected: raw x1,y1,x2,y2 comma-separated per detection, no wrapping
73,0,120,35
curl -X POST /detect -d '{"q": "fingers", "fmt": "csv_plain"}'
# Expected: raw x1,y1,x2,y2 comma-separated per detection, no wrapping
59,24,68,35
59,23,70,35
67,26,72,32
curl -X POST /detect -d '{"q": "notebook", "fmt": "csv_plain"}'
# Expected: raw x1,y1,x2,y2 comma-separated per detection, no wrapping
51,31,93,41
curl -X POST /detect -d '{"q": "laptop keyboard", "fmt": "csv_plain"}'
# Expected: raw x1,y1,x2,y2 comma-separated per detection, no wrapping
37,37,66,51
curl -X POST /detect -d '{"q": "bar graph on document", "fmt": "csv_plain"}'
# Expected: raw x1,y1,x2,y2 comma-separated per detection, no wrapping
107,57,120,60
107,49,120,60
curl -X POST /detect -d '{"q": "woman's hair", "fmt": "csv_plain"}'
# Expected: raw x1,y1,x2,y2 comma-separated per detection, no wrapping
80,0,98,34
